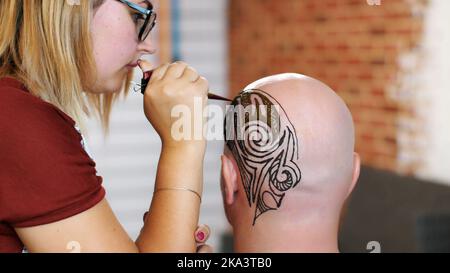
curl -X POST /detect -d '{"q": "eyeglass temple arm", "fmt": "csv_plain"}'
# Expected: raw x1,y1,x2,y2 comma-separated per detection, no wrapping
117,0,152,15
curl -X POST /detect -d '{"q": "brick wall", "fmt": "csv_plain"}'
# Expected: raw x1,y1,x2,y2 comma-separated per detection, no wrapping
229,0,428,173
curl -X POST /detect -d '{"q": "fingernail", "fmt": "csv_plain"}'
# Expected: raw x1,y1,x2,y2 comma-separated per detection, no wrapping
196,231,206,242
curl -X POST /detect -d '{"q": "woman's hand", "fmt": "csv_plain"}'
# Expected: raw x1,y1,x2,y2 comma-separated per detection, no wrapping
195,224,213,253
139,60,209,150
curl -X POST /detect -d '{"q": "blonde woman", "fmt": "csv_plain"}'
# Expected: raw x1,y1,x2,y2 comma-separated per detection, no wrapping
0,0,211,253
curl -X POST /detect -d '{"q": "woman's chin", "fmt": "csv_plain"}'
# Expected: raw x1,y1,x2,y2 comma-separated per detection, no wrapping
104,84,123,94
94,78,126,94
86,71,132,94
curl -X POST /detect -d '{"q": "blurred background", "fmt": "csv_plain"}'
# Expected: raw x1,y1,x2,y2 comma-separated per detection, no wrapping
85,0,450,253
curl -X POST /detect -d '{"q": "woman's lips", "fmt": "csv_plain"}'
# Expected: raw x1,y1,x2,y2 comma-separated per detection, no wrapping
127,63,139,68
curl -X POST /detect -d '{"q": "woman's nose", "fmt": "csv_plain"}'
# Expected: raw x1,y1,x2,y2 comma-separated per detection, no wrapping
138,34,157,55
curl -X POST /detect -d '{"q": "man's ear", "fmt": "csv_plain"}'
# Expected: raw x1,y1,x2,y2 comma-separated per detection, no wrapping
221,154,239,205
347,152,361,198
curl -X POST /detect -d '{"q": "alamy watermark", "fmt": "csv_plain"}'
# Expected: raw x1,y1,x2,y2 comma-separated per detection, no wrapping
170,98,282,143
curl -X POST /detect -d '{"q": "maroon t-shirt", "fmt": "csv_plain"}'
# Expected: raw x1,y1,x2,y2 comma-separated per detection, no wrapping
0,77,106,253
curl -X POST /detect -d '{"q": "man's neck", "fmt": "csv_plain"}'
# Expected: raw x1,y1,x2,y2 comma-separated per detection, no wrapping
232,216,339,253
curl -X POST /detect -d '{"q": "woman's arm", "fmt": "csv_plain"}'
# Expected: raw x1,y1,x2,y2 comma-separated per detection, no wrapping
135,61,209,252
136,144,205,252
16,62,209,253
16,199,139,253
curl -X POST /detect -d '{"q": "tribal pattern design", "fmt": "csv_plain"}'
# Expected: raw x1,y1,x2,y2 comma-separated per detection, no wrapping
224,89,302,225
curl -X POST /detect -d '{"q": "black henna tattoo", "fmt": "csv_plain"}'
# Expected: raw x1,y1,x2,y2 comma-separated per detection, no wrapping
224,89,302,225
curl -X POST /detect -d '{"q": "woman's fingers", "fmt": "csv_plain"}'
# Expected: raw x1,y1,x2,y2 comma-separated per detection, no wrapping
139,60,169,82
194,76,209,95
137,59,153,74
196,224,213,254
195,224,211,244
182,66,200,82
196,244,214,253
164,61,189,80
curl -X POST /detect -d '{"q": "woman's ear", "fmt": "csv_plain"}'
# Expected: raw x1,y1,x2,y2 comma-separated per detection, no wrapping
221,154,238,205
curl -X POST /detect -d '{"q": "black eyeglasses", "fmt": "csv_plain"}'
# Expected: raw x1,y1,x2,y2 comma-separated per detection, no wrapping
116,0,157,41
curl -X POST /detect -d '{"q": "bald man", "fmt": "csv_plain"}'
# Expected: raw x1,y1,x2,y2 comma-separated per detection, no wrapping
221,73,360,253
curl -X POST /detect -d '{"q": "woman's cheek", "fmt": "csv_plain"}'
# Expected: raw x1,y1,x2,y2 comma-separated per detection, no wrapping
94,37,131,75
107,29,137,70
91,9,137,92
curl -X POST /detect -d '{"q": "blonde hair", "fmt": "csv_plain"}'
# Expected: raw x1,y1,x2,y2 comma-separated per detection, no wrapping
0,0,131,134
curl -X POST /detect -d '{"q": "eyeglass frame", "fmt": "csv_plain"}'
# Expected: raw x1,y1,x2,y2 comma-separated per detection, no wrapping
116,0,157,41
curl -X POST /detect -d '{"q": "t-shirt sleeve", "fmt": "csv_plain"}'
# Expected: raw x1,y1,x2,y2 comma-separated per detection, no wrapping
0,88,106,228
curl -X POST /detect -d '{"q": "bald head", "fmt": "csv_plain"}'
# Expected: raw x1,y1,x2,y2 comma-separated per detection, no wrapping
222,73,360,228
245,74,356,190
